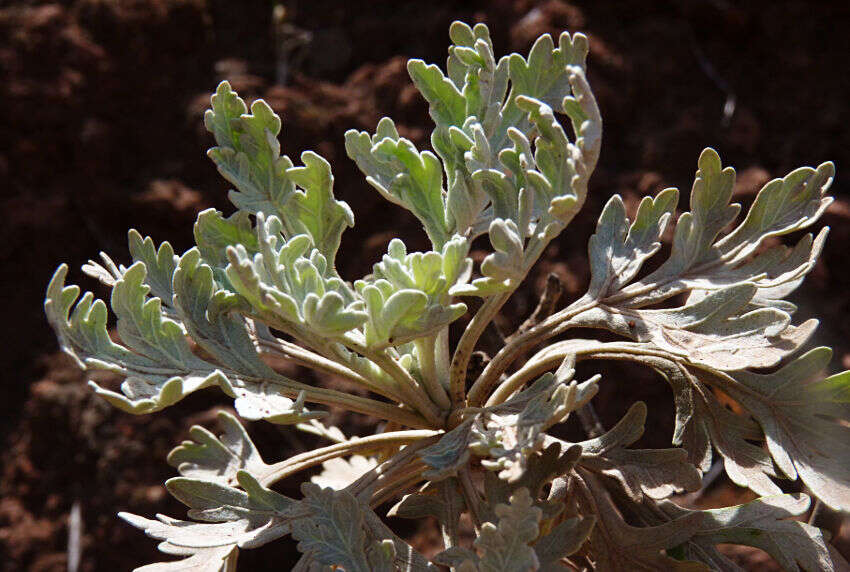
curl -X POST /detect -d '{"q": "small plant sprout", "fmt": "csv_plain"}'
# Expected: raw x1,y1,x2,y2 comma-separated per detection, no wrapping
46,20,848,571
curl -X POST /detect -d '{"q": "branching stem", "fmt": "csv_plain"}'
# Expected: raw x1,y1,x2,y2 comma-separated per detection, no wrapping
260,430,439,486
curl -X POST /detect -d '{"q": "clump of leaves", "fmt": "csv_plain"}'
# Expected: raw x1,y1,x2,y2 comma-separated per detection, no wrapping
46,20,849,571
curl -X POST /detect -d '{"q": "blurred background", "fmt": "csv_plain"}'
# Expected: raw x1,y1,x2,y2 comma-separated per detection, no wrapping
2,1,849,570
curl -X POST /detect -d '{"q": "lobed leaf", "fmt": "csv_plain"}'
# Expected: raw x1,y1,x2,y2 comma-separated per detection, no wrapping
658,494,833,571
45,264,227,415
474,489,542,572
357,236,470,347
577,402,701,501
717,348,850,511
168,411,273,487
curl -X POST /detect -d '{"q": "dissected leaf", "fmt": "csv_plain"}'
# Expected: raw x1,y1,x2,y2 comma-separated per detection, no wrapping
420,419,475,481
574,282,816,371
658,494,832,572
356,236,470,347
45,263,228,414
577,402,701,501
717,348,850,511
292,483,393,572
285,151,355,263
574,470,705,571
471,371,597,482
533,515,595,570
205,82,295,224
168,411,273,487
475,489,542,572
224,214,367,338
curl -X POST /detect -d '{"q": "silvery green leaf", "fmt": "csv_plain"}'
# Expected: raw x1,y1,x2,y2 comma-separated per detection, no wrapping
587,190,678,299
172,249,277,379
658,494,832,572
285,151,355,263
45,264,227,414
133,544,237,571
717,347,850,511
295,419,347,443
512,96,579,226
310,455,379,491
206,82,353,264
81,250,126,288
451,218,524,296
507,31,588,109
205,82,295,223
474,488,541,572
165,477,286,523
230,384,326,425
420,419,475,481
356,22,600,278
224,214,366,338
471,372,597,482
119,512,286,569
292,483,389,572
171,249,326,423
165,469,294,522
168,411,273,487
194,209,259,269
128,230,179,305
577,402,701,501
432,546,480,570
575,283,817,370
125,470,293,570
356,236,469,347
482,443,581,524
359,509,437,571
604,148,834,309
345,120,451,248
388,479,465,549
678,372,781,497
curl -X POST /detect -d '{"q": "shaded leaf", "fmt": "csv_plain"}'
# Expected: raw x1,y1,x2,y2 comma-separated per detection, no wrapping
578,402,701,501
659,494,832,572
475,489,542,572
168,411,273,487
718,348,850,511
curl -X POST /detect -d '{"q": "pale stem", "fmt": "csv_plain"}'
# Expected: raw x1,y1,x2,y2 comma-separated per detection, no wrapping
260,430,439,486
343,337,445,426
348,437,438,499
257,336,392,396
252,312,411,405
458,466,483,532
450,292,511,406
368,467,426,509
487,339,688,407
468,297,598,406
227,367,431,428
435,327,451,388
414,337,451,410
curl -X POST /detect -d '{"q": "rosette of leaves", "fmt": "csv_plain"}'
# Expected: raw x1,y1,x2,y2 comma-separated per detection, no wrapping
44,19,849,571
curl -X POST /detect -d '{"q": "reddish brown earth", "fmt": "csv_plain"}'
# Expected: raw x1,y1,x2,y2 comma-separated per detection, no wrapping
2,1,849,570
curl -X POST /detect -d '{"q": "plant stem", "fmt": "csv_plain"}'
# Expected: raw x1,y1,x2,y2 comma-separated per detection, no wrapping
260,430,438,486
469,299,595,406
257,336,383,392
415,337,451,410
458,466,483,532
343,337,445,426
450,292,511,406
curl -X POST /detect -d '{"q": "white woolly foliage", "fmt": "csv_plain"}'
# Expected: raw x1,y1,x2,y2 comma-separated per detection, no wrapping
45,19,847,572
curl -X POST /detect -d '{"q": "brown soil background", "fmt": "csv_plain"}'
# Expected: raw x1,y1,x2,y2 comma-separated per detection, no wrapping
2,1,849,570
